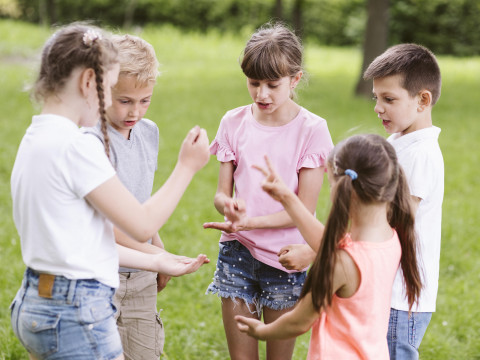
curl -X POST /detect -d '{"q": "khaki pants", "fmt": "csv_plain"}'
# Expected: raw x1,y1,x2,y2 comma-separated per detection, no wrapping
114,271,165,360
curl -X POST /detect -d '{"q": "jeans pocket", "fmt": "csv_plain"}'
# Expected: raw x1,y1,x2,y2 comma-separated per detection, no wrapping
155,312,165,356
408,312,432,349
220,241,235,256
19,309,60,358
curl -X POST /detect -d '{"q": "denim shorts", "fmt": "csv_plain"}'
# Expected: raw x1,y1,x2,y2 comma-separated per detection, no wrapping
10,268,123,360
387,308,432,360
206,240,306,313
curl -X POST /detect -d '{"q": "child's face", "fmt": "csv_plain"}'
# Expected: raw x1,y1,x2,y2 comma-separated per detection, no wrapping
247,74,300,118
80,64,119,128
372,74,422,135
106,75,154,139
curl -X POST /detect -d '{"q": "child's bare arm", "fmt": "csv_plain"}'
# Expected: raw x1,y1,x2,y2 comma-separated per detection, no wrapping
116,244,209,276
254,156,325,251
86,126,210,242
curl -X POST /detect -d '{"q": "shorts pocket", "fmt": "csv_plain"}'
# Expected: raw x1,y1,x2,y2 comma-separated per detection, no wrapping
155,312,165,356
220,240,237,256
19,310,60,358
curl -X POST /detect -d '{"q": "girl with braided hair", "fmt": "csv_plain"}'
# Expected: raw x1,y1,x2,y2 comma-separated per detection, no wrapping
236,134,422,359
10,23,210,359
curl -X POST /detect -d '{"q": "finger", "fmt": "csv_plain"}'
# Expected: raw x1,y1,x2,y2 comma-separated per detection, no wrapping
197,128,209,145
235,198,246,212
203,222,231,230
264,155,274,172
183,255,208,274
252,164,268,177
277,247,289,256
186,126,201,144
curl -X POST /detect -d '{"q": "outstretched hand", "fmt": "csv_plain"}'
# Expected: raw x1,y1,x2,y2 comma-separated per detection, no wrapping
153,251,210,277
203,198,249,233
235,315,265,340
252,155,293,203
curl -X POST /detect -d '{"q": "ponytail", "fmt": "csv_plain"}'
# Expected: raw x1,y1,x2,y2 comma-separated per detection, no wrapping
389,166,422,310
301,176,353,311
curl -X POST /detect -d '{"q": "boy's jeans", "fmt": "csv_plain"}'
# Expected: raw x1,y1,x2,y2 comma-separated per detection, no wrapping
387,308,432,360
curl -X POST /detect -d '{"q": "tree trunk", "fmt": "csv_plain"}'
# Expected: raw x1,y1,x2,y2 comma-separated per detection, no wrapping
354,0,390,97
124,0,138,29
38,0,56,26
274,0,283,20
292,0,305,38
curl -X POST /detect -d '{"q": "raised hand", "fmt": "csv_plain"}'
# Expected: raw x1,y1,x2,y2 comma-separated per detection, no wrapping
178,126,210,173
252,155,293,204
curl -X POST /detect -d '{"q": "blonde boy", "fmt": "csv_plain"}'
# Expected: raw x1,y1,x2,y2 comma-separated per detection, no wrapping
364,44,444,360
85,34,166,359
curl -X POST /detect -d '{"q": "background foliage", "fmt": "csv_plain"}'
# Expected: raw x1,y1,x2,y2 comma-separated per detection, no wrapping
1,0,480,56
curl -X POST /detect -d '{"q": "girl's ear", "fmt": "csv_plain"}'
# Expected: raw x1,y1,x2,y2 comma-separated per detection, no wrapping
291,71,303,89
417,90,432,111
79,68,96,98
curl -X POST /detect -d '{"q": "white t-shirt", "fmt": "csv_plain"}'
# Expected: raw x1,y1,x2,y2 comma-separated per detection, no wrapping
388,126,444,312
11,114,119,288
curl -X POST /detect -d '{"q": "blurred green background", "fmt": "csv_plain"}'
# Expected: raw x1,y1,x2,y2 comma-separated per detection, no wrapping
1,1,479,359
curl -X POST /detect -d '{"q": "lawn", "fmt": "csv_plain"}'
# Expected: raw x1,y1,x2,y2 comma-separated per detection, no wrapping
0,19,479,359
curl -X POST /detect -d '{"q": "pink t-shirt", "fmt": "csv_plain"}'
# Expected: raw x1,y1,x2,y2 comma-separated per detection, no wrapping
307,231,401,359
210,104,333,272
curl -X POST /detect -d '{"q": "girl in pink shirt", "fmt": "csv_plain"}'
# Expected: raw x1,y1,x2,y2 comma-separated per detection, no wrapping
236,134,422,359
204,23,333,359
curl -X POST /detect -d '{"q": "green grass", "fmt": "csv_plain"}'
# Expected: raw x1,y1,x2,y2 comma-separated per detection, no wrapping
1,19,479,359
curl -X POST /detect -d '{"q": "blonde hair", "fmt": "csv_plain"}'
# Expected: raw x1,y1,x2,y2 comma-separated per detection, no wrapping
112,34,159,87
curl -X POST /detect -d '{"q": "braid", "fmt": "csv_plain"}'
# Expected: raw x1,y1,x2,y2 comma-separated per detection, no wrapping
91,41,111,159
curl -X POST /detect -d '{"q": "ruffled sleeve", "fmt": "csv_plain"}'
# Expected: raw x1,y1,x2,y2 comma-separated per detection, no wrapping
297,152,329,172
210,139,236,163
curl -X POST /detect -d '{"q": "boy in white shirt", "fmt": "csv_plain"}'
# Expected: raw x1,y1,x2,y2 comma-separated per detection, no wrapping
364,43,444,360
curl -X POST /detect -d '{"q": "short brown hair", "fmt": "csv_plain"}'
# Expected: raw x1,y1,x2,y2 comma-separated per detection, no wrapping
241,22,303,81
363,44,441,105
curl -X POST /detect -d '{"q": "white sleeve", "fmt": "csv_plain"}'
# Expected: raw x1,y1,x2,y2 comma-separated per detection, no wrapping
65,133,116,198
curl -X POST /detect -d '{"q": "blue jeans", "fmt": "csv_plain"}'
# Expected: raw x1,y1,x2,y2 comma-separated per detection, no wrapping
10,268,123,359
387,308,432,360
206,240,306,313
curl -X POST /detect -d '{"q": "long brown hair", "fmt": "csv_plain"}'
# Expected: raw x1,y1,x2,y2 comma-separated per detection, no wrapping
301,134,422,311
33,23,118,158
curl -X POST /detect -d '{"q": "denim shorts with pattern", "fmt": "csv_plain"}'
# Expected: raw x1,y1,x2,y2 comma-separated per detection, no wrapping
206,240,306,313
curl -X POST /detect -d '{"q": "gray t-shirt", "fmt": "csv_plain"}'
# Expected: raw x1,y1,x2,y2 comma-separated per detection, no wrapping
84,119,159,272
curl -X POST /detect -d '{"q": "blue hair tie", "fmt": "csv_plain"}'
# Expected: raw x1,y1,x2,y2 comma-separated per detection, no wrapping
345,169,358,181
